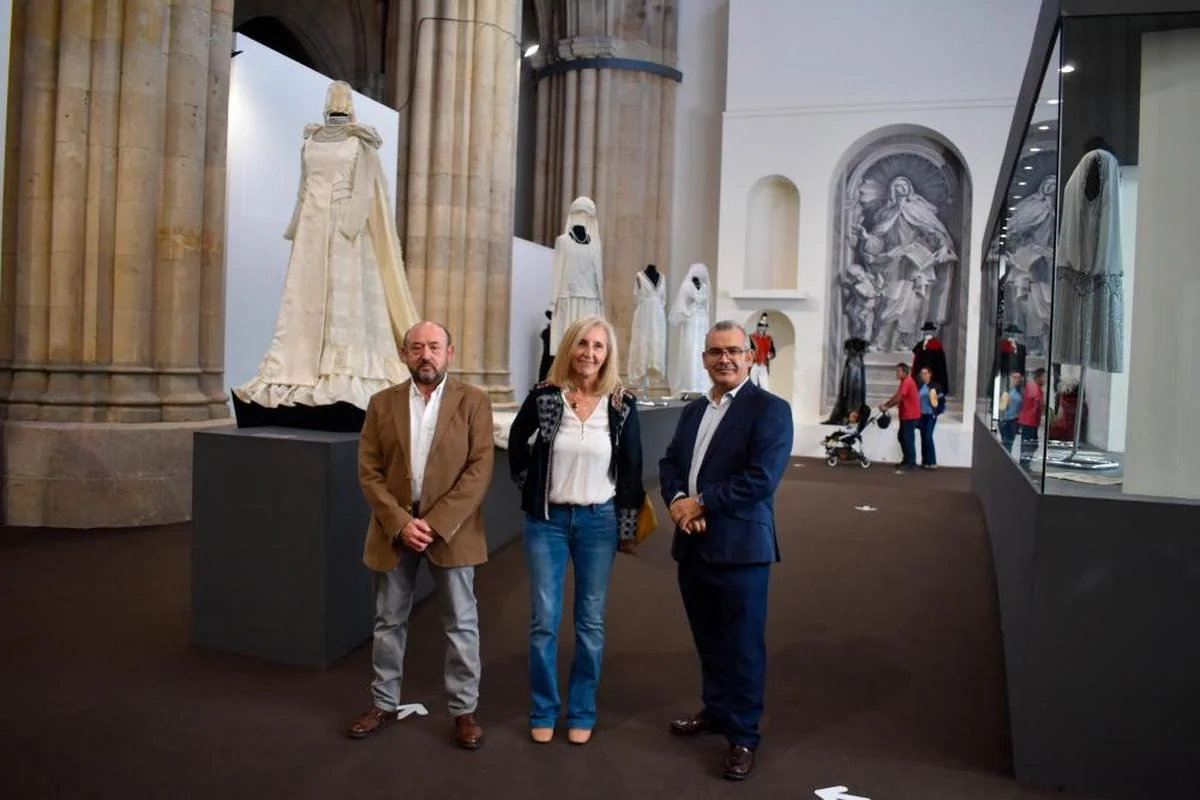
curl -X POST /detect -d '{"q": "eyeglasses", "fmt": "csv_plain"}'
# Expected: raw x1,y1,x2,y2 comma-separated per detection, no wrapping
704,347,746,359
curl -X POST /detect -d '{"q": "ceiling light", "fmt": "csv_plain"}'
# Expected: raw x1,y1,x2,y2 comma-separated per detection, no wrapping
1048,98,1060,105
1018,181,1028,186
1009,206,1017,211
1024,165,1034,171
1060,64,1076,74
1029,146,1042,153
523,43,540,58
1038,124,1050,131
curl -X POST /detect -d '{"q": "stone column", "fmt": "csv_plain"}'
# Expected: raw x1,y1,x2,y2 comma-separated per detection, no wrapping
0,0,234,527
388,0,520,403
531,0,679,378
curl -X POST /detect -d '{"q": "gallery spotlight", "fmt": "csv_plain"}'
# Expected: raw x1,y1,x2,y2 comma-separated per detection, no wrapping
524,43,540,58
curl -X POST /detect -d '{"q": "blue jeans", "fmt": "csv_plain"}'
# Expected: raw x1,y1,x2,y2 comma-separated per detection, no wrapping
523,501,618,729
918,414,937,466
898,419,918,467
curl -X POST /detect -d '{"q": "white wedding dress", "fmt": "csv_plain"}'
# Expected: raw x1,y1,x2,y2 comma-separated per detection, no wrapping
235,116,419,412
628,270,667,382
669,263,712,395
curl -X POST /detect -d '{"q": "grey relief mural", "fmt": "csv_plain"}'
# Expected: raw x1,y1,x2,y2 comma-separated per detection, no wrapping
826,131,971,406
1001,142,1058,357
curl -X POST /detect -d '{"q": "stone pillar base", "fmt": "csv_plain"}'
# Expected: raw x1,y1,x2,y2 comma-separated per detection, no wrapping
2,418,235,528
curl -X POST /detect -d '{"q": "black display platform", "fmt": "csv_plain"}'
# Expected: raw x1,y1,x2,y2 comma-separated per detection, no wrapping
190,402,685,669
972,418,1200,799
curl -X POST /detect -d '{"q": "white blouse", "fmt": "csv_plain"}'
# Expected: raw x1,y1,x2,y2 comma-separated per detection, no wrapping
549,394,616,506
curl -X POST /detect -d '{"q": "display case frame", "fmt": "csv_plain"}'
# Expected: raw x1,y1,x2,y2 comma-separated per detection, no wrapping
973,2,1200,797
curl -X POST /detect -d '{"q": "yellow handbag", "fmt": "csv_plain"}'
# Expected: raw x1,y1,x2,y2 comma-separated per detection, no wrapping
621,495,658,554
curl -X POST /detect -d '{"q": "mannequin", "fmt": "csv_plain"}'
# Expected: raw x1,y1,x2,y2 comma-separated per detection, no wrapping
537,310,554,383
823,337,868,425
628,264,667,395
548,196,604,352
233,81,420,432
1053,142,1124,373
911,321,950,395
1051,140,1124,464
749,314,776,391
669,263,712,396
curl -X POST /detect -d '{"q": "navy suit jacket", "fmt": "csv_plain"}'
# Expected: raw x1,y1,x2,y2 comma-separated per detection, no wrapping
659,380,794,565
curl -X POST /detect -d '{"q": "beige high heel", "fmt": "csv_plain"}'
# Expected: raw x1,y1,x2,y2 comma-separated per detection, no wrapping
530,727,554,743
567,728,592,745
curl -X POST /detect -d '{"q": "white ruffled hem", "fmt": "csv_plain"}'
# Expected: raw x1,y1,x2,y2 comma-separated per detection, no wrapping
233,372,403,412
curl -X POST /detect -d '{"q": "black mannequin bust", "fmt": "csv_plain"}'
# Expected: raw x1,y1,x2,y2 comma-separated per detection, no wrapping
1082,136,1116,201
643,264,660,286
569,224,590,244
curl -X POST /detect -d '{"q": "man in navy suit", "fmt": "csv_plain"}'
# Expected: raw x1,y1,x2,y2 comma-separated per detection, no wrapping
659,320,793,781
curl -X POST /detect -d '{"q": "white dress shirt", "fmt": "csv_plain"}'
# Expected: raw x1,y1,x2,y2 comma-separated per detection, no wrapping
410,377,447,505
684,376,751,498
548,393,616,506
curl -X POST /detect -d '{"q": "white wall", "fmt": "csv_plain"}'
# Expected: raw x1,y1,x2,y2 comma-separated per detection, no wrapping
714,0,1042,463
510,237,554,405
668,0,729,381
1124,30,1200,501
224,35,399,397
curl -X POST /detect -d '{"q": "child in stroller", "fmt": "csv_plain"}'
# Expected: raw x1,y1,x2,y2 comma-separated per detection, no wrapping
822,404,884,468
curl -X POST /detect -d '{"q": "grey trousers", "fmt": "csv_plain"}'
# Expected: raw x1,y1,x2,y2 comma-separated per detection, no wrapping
370,546,481,717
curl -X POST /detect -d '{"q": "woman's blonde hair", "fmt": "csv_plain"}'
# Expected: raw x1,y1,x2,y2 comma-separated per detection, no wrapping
546,315,623,396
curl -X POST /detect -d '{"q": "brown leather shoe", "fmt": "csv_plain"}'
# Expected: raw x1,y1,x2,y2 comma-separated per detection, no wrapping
670,711,721,737
723,745,756,780
454,713,483,750
347,707,400,739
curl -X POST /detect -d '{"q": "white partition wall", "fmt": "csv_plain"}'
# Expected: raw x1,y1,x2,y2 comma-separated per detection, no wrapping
509,237,554,406
224,34,399,399
1124,29,1200,500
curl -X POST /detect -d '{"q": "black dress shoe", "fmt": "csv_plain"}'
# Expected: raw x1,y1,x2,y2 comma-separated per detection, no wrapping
670,712,720,737
723,745,756,780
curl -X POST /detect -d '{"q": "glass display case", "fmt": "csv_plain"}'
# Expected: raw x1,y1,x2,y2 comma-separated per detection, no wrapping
978,7,1200,503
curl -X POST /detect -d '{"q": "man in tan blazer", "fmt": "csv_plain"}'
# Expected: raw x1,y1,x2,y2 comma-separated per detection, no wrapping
346,321,495,749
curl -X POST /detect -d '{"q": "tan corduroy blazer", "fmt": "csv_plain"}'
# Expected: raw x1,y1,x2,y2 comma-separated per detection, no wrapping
358,378,494,572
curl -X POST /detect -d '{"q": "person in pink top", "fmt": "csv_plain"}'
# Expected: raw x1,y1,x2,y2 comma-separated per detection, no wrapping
879,363,921,471
1017,368,1046,464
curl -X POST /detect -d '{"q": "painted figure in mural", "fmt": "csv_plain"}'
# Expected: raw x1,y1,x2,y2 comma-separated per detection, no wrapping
1004,174,1057,356
840,262,885,342
852,175,958,352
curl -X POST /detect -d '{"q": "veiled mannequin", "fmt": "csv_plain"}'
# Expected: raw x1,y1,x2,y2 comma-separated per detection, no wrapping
669,263,712,396
234,81,420,427
548,196,605,352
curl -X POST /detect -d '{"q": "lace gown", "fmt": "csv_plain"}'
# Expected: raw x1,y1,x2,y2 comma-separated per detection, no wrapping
628,271,667,382
235,128,418,411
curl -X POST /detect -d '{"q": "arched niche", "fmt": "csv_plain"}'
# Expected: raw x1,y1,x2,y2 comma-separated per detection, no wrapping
745,310,795,403
745,176,800,291
823,125,972,413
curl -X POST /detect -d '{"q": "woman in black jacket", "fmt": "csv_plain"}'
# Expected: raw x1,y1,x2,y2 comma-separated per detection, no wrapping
508,315,644,746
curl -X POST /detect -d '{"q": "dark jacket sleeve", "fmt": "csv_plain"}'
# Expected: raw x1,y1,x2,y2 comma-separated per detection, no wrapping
700,395,793,516
658,402,693,506
615,395,645,541
508,389,540,490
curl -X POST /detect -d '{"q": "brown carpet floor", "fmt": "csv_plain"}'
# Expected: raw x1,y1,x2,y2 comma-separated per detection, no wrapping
0,462,1092,799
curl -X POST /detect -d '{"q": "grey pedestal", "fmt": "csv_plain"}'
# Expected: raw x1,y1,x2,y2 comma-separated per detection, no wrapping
190,402,685,670
190,427,376,668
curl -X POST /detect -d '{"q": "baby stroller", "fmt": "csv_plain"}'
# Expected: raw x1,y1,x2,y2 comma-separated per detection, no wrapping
822,405,889,469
